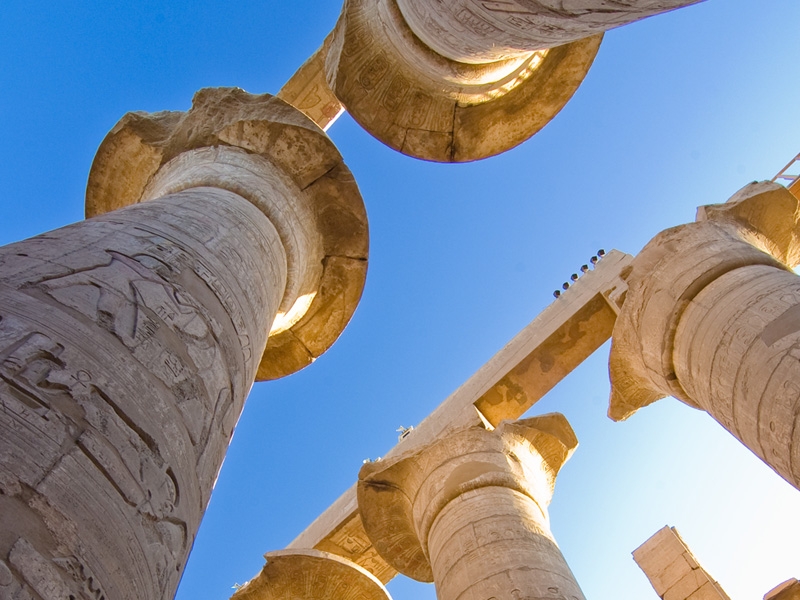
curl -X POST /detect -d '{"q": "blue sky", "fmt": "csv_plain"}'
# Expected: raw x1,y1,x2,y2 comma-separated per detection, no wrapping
1,1,799,599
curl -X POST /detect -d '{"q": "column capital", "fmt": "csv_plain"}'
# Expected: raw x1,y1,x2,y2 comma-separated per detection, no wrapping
766,579,800,600
325,0,600,162
697,181,800,268
608,181,799,421
357,413,577,581
86,87,368,380
231,549,392,600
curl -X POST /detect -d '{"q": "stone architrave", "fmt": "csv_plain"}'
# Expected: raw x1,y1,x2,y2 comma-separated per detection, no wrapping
277,36,345,131
608,181,800,490
231,549,392,600
633,526,730,600
358,413,586,600
322,0,698,162
0,88,367,600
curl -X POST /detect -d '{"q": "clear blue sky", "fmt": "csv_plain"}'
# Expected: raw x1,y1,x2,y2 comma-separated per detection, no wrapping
1,1,799,599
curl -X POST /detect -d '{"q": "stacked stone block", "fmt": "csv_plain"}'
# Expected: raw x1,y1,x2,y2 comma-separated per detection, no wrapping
633,527,729,600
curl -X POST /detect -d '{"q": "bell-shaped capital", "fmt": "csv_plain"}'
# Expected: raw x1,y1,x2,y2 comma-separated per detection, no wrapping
86,87,368,380
357,413,577,581
608,182,795,421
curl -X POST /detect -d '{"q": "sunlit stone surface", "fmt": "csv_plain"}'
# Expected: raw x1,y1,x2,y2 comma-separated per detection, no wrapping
358,413,585,600
766,579,800,600
609,181,800,491
396,0,702,64
0,88,367,600
231,549,393,600
633,526,730,600
322,0,701,161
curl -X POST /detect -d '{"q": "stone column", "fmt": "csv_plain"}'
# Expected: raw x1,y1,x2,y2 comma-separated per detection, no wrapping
608,181,800,490
358,413,585,600
633,526,730,600
323,0,698,162
395,0,702,64
231,549,392,600
0,88,368,600
325,0,601,162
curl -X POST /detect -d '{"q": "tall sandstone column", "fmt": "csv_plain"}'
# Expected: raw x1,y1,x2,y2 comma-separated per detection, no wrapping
358,413,585,600
608,181,800,490
0,88,368,600
322,0,700,161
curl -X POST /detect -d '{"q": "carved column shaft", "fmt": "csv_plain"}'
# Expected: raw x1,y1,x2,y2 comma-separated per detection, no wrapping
0,187,280,600
675,264,800,486
428,486,582,600
395,0,702,63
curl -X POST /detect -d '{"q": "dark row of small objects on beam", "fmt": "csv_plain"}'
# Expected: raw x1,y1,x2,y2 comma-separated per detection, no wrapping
553,250,605,298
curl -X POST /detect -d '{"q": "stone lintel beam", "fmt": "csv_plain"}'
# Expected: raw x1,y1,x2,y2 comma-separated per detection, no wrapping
633,526,730,600
324,0,601,161
231,549,392,600
766,579,800,600
277,37,345,131
357,414,584,600
86,87,368,380
395,0,703,64
283,250,630,584
608,181,800,489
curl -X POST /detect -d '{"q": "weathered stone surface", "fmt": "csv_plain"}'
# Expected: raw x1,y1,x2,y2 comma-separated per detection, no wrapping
321,0,699,160
633,526,730,600
358,413,585,600
396,0,702,64
325,0,601,161
791,178,800,200
277,37,344,131
86,87,368,380
608,181,800,489
766,578,800,600
0,187,282,600
1,89,369,600
697,181,800,269
231,549,392,600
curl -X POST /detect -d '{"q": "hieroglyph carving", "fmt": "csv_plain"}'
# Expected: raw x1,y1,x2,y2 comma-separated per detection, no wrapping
0,187,280,600
395,0,703,63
